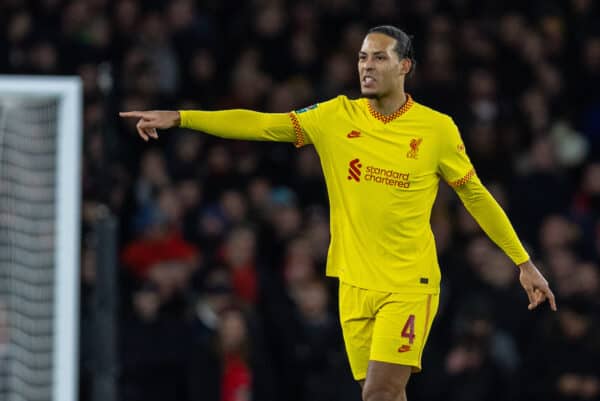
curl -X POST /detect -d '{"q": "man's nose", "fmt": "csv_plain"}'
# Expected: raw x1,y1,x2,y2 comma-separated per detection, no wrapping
363,58,375,70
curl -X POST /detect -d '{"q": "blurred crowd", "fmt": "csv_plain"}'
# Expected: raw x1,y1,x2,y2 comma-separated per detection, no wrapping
3,0,600,400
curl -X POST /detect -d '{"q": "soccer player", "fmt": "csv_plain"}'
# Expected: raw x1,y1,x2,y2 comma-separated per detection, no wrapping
120,25,557,401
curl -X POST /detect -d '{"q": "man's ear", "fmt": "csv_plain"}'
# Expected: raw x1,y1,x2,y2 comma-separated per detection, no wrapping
400,58,412,75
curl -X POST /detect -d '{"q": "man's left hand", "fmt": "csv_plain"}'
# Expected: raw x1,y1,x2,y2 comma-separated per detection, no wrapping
518,260,557,311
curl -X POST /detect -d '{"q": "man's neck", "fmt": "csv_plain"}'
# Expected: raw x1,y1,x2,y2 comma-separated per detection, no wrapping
368,91,407,115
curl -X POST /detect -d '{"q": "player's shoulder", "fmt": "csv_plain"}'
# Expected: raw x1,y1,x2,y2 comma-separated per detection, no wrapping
294,95,362,117
410,99,455,128
411,99,462,146
294,95,345,115
321,95,359,112
337,95,369,115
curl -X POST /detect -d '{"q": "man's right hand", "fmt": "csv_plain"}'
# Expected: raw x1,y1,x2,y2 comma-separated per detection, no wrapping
119,110,181,141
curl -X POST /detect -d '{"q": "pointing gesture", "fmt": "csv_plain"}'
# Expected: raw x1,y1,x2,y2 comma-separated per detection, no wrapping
119,110,181,141
518,260,557,311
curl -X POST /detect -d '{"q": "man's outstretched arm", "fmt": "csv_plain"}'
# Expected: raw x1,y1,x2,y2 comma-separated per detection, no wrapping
119,109,301,145
452,174,558,312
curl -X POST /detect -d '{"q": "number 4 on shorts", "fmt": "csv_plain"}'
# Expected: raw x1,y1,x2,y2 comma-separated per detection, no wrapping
401,314,416,344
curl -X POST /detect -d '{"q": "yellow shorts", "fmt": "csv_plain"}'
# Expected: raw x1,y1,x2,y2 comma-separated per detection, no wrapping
339,281,439,380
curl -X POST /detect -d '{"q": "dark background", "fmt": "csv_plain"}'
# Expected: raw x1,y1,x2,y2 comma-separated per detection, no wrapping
2,0,600,400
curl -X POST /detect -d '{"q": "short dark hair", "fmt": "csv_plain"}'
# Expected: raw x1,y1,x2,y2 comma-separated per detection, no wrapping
367,25,416,77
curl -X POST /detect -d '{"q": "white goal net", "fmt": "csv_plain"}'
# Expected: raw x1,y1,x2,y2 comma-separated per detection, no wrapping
0,76,82,401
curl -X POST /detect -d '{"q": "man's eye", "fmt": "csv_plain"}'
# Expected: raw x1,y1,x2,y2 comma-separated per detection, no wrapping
376,56,385,60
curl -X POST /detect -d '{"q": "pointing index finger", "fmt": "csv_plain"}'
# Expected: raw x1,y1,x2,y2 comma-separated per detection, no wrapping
119,111,144,118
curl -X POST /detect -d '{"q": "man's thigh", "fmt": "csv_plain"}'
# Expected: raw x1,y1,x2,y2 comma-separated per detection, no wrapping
363,361,411,401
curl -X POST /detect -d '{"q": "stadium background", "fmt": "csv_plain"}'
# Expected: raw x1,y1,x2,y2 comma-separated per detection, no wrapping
2,0,600,400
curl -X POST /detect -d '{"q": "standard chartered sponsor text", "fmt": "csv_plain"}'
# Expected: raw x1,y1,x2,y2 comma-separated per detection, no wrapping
364,166,410,188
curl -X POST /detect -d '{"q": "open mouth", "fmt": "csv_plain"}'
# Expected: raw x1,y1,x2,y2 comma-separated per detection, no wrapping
362,76,376,86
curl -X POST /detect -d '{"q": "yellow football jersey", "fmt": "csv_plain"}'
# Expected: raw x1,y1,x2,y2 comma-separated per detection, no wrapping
290,95,474,294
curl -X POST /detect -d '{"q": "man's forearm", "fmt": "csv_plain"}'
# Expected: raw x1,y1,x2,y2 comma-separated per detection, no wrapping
454,175,530,265
178,109,296,143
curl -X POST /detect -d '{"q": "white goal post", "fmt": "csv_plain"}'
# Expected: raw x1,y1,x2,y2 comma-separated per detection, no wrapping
0,76,82,401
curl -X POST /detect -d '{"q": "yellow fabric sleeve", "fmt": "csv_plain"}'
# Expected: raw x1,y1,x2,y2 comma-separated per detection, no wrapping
178,109,303,146
453,174,530,266
438,117,475,185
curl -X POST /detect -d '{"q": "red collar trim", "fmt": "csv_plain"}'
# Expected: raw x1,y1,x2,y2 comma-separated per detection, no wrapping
365,94,414,123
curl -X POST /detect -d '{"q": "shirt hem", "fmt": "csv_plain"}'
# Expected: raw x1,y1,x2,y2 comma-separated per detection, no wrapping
327,273,440,295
